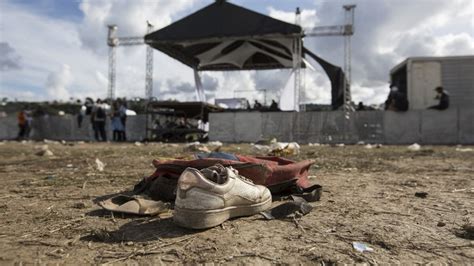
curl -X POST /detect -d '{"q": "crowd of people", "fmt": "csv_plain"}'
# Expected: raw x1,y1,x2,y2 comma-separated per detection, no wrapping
85,98,128,142
17,98,129,142
15,87,450,141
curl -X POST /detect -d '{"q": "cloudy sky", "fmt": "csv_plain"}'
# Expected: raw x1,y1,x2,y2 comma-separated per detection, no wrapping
1,0,473,106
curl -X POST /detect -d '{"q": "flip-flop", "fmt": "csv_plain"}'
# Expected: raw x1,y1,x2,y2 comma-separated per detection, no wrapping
98,195,170,215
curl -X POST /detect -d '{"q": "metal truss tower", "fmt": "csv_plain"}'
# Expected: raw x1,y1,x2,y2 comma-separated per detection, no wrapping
145,21,154,99
294,7,302,112
107,25,118,100
304,4,356,115
106,23,152,100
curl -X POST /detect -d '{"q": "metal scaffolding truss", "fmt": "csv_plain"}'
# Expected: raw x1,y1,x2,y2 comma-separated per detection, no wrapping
304,4,356,115
106,4,355,112
106,22,154,100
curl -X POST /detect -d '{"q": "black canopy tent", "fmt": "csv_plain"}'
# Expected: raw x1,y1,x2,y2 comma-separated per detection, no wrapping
145,0,346,109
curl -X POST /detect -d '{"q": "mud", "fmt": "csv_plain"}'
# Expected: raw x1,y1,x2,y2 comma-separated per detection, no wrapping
0,141,473,264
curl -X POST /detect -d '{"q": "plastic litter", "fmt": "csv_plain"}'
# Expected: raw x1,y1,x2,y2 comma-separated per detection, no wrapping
456,147,473,152
308,143,320,146
95,158,105,172
260,197,312,220
268,142,300,156
35,145,54,156
185,143,211,153
134,141,143,146
408,143,421,151
207,141,223,147
353,242,373,252
415,191,428,198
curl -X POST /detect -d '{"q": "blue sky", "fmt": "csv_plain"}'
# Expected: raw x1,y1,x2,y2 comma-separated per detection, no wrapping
1,0,473,107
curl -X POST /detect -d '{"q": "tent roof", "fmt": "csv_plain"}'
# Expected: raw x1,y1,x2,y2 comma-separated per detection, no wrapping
145,0,303,71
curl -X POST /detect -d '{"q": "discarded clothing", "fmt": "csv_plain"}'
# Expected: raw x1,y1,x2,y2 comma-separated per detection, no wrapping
98,195,170,215
260,196,313,220
195,152,239,161
137,154,315,202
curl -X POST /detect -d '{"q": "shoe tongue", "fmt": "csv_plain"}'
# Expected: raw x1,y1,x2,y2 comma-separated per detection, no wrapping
201,164,228,184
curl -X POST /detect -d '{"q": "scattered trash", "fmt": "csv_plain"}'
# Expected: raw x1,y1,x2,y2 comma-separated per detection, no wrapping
415,191,428,198
35,145,54,156
356,141,365,145
255,138,277,145
308,143,320,146
260,197,312,220
98,195,170,215
335,143,345,147
252,144,272,153
185,143,211,153
456,147,473,152
353,242,374,252
134,141,143,146
451,188,474,193
252,142,300,156
77,141,85,145
290,184,323,202
375,144,383,148
207,141,223,147
408,143,421,151
456,223,474,240
72,202,87,209
66,164,73,168
437,221,446,227
268,142,300,156
364,144,373,149
95,158,105,172
45,175,55,180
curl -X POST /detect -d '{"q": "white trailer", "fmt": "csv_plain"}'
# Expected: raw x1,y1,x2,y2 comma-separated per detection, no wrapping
390,55,474,110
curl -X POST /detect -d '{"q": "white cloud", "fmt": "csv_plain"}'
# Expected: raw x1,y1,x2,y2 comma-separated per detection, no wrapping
78,0,198,54
45,64,73,100
302,0,474,105
0,42,22,71
0,0,472,108
267,7,319,28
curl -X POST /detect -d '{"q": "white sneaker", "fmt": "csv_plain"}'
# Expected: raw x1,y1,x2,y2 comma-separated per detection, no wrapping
173,164,272,229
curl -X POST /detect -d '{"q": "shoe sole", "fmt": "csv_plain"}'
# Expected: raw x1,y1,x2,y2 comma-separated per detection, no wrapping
173,197,272,229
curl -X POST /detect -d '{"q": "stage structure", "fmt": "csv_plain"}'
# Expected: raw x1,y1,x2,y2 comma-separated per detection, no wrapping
106,0,354,111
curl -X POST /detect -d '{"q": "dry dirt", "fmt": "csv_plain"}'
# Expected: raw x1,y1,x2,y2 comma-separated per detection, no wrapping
0,141,473,264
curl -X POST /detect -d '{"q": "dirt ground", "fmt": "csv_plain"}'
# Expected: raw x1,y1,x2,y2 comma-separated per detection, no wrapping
0,141,472,264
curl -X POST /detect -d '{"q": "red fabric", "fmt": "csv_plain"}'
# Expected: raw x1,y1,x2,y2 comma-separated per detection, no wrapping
147,155,315,189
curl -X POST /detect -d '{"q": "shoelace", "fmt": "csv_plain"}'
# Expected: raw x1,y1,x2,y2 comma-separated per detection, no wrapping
229,167,254,183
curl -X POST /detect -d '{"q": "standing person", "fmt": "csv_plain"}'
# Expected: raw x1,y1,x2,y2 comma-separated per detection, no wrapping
16,108,27,140
118,98,127,141
428,86,449,110
77,103,86,128
91,99,107,141
111,101,125,141
24,107,33,138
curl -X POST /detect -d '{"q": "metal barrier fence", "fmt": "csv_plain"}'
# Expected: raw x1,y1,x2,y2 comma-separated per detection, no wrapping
1,108,472,144
209,108,474,144
0,115,148,141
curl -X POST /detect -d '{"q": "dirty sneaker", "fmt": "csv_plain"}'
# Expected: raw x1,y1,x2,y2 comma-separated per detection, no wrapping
173,164,272,229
